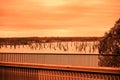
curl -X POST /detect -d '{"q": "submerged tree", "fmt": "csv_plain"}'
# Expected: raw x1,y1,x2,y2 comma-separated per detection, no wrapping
99,18,120,67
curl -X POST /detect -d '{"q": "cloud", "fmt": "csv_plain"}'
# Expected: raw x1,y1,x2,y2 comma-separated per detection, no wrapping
0,0,120,37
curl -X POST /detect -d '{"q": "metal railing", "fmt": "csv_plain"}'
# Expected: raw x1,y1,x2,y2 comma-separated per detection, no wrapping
0,53,100,67
0,62,120,80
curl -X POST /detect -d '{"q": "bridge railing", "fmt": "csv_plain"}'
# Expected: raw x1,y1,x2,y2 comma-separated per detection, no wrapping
0,53,100,67
0,62,120,80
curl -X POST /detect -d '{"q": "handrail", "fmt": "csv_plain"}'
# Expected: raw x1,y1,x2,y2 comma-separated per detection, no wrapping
0,62,120,75
1,52,120,55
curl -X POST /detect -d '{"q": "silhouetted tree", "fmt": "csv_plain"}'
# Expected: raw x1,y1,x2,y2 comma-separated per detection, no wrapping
99,18,120,67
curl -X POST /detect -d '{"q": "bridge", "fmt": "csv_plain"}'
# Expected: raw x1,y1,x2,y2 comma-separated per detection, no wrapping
0,53,120,80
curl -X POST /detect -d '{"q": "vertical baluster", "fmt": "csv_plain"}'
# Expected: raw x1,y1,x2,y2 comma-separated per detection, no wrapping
11,53,13,63
43,70,45,80
12,68,16,80
59,71,62,80
15,68,17,80
31,53,33,63
53,71,56,80
66,72,69,80
43,55,45,64
72,72,75,80
16,53,20,63
45,70,48,80
11,68,13,80
41,54,43,64
105,74,109,80
52,70,55,80
39,70,42,80
20,53,24,63
26,53,28,63
15,53,17,63
36,53,38,64
28,69,30,80
12,53,14,63
63,71,66,80
12,68,14,80
50,70,53,80
17,53,19,63
60,71,63,80
68,72,71,80
22,53,24,63
55,71,58,80
34,54,37,64
29,53,31,63
75,72,79,80
28,53,30,63
4,53,6,62
9,53,11,62
3,53,4,62
11,53,13,62
44,70,47,80
109,75,113,80
25,68,28,80
116,75,120,80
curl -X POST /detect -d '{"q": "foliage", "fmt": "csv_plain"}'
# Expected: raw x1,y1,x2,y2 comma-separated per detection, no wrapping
99,18,120,67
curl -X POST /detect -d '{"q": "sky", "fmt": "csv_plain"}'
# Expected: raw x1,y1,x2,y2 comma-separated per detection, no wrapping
0,0,120,37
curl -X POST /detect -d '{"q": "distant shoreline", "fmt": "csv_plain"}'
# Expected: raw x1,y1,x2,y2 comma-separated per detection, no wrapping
0,36,102,41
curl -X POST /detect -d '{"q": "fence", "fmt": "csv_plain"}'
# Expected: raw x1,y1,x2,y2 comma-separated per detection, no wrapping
0,53,100,67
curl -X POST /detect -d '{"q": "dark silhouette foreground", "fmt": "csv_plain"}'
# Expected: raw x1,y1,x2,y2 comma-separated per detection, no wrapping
99,18,120,67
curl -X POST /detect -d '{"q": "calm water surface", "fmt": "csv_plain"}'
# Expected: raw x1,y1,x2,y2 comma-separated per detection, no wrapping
0,41,99,54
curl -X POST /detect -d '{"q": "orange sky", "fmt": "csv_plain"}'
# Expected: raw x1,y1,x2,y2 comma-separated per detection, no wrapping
0,0,120,37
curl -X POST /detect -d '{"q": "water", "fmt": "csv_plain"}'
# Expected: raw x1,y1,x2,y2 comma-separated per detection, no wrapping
0,41,99,54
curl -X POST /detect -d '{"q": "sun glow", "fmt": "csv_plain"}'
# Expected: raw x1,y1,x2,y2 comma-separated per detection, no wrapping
0,0,120,37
